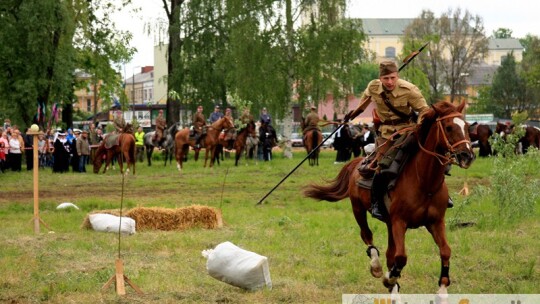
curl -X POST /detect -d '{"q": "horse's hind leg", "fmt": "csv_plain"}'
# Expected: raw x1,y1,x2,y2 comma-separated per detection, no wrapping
427,220,451,295
351,198,383,278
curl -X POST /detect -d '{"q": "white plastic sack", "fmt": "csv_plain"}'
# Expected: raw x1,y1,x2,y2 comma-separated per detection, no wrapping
202,241,272,290
364,143,376,154
56,202,80,210
88,213,136,235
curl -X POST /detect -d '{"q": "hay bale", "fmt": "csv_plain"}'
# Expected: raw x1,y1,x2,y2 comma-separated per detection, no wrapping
126,205,223,231
81,206,222,231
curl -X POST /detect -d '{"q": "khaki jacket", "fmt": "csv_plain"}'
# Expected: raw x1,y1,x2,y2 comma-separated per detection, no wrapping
361,79,428,139
193,112,206,130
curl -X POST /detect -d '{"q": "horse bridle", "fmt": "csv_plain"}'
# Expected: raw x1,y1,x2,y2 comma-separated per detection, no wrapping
417,112,471,166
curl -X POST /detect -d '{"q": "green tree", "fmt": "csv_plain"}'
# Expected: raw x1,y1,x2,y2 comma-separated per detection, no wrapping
75,0,135,125
156,0,367,126
519,34,540,117
0,0,134,129
492,28,513,38
490,52,526,118
0,0,75,127
402,8,489,104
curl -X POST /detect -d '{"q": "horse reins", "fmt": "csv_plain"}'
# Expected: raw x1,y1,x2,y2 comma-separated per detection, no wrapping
417,112,471,166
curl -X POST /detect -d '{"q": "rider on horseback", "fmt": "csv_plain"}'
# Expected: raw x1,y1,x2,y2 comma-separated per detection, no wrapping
153,109,167,148
113,110,126,133
303,105,320,135
345,61,431,220
192,105,206,149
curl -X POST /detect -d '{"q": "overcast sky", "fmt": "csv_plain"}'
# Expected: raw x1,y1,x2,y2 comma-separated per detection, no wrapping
114,0,539,80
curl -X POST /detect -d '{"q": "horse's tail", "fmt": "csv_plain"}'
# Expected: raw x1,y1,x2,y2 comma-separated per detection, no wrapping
304,157,360,202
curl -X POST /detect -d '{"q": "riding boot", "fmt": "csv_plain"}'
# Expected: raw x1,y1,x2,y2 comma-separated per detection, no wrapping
194,134,201,149
370,173,386,220
448,197,454,208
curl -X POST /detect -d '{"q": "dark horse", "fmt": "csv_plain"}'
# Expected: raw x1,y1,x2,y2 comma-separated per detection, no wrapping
468,122,493,157
93,126,136,175
234,121,257,166
174,117,234,171
143,123,178,166
304,101,475,294
300,118,323,166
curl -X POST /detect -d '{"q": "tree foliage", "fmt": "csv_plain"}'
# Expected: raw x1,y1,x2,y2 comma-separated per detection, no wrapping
0,0,75,127
490,53,526,118
402,8,489,104
0,0,134,129
492,28,513,39
157,0,367,123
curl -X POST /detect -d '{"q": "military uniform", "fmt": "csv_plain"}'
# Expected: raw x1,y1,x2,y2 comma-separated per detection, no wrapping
113,115,126,133
154,114,166,142
192,111,206,148
350,61,430,220
361,78,428,140
303,111,320,134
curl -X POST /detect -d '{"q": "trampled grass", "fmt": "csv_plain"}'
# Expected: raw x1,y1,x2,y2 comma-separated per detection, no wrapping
0,149,539,303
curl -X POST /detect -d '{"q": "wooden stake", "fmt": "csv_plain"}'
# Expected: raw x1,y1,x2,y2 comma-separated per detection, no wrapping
27,130,49,233
102,258,143,295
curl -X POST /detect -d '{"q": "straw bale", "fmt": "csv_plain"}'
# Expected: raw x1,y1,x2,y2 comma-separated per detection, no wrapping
81,206,222,231
126,205,223,231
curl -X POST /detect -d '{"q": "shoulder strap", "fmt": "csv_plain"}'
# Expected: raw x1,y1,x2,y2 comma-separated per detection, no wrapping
380,92,412,121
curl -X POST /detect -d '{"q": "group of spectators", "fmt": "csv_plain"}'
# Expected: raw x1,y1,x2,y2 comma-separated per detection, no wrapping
0,118,105,174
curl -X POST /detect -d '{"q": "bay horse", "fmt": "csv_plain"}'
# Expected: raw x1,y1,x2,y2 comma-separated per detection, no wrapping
174,117,234,171
300,118,323,166
144,123,178,166
468,123,493,157
234,121,257,166
495,122,540,154
93,127,136,175
304,101,475,294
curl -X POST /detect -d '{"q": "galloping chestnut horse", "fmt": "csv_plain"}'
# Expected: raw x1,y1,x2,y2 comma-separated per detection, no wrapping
234,121,257,166
300,118,323,166
304,101,475,294
93,126,136,175
174,117,234,171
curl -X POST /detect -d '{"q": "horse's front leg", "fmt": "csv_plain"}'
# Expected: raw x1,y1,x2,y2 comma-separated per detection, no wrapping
349,188,383,279
427,220,451,296
383,220,407,293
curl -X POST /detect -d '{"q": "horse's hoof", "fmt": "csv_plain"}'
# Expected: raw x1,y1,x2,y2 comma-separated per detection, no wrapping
383,272,399,291
370,259,383,278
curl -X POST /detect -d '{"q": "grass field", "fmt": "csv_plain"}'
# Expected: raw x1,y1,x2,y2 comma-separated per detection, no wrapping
0,149,539,303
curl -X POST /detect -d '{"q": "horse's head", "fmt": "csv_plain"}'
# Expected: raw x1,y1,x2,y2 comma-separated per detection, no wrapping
215,117,234,131
417,100,475,169
93,152,103,173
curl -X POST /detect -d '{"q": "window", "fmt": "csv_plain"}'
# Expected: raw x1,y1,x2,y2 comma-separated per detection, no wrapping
86,99,92,112
385,47,396,58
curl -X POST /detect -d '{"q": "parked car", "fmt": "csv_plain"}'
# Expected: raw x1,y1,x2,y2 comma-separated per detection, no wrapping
321,132,335,148
290,132,304,147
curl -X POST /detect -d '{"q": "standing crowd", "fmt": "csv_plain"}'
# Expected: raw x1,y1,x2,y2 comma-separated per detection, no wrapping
0,118,104,174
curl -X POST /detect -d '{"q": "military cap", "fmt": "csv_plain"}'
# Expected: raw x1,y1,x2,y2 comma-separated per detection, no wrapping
379,61,398,77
